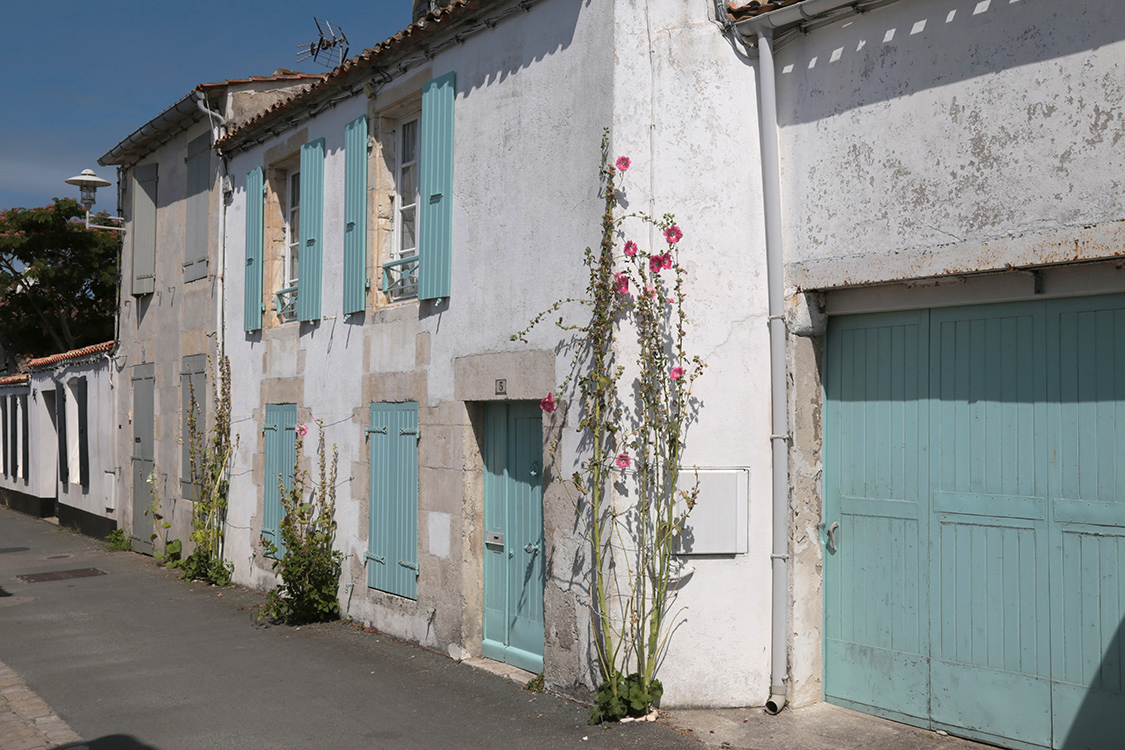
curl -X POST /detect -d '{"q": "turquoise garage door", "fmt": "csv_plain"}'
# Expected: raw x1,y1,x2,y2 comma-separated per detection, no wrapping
823,293,1125,750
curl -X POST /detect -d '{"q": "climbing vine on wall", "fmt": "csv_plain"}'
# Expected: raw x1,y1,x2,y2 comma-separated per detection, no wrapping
515,132,704,723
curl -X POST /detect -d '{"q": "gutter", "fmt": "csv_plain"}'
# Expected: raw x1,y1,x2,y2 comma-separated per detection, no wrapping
732,0,902,43
98,91,203,167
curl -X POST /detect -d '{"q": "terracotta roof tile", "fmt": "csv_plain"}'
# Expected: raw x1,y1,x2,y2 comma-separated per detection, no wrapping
218,0,492,149
727,0,808,22
0,374,28,387
196,72,325,91
26,341,114,371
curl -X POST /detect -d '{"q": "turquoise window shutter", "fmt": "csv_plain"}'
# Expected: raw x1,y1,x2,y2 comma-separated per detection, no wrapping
244,167,264,332
367,402,419,599
343,115,368,315
297,138,325,322
419,72,455,301
263,403,297,557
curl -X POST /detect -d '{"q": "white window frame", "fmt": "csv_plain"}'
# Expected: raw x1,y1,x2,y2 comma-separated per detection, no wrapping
394,115,420,264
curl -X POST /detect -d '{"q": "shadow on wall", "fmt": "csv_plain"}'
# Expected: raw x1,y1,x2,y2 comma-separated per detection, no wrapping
776,0,1125,124
57,736,162,750
1062,614,1125,749
456,0,591,98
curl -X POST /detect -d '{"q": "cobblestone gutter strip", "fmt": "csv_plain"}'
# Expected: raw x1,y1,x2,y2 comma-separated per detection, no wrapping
0,660,84,750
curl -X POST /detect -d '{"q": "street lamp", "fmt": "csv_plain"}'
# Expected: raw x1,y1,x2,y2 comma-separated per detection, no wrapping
64,169,123,231
65,169,111,211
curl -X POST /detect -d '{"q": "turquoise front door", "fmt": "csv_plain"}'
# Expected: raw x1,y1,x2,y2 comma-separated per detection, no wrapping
824,293,1125,750
482,402,545,673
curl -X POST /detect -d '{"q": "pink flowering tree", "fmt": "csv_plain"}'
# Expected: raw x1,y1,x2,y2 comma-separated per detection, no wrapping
515,132,703,723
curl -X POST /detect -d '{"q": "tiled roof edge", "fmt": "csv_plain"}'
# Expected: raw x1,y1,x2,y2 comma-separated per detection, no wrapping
0,374,29,387
26,341,115,371
217,0,501,149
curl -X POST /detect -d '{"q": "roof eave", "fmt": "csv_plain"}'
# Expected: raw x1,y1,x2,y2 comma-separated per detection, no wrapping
97,90,205,167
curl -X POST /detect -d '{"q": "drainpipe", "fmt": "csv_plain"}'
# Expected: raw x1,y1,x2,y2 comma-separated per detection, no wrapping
755,25,790,716
197,93,229,359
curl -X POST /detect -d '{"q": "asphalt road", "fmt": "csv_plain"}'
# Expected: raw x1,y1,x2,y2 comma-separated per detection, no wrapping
0,507,701,750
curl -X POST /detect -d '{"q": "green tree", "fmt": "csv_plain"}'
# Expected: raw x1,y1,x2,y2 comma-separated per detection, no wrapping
0,198,119,362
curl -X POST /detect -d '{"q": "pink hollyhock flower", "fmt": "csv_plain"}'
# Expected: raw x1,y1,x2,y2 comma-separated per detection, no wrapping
616,156,631,172
666,297,675,305
540,393,557,413
646,284,656,298
659,252,673,270
649,254,664,273
670,366,685,380
664,225,683,244
616,453,631,469
624,241,638,257
614,272,629,294
296,424,308,437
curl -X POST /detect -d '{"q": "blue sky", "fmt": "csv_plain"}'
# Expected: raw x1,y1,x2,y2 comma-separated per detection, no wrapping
0,1,411,213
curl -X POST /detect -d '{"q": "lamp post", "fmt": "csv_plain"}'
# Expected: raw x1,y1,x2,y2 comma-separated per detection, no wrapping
65,169,111,211
64,169,123,231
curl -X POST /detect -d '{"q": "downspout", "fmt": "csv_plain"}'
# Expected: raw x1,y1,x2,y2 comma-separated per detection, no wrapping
197,93,229,359
755,25,790,716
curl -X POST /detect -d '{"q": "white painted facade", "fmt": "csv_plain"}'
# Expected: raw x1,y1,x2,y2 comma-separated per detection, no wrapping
219,0,775,707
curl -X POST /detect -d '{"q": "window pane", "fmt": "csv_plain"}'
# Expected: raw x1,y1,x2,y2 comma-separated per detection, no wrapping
399,207,416,257
290,172,300,209
290,244,299,284
401,120,417,165
400,163,416,205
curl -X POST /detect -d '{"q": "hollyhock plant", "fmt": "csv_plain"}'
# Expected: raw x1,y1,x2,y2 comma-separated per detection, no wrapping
664,225,683,244
616,156,631,172
296,424,308,437
614,272,629,294
670,366,684,380
540,393,557,413
616,453,631,469
624,241,638,258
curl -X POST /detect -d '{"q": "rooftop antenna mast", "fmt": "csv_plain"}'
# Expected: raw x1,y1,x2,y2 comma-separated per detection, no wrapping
297,17,349,69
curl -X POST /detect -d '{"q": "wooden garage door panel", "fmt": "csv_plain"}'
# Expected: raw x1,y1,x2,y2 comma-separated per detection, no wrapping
826,295,1125,750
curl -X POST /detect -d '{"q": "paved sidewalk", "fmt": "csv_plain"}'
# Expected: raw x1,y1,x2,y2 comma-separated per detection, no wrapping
0,661,83,750
0,507,1000,750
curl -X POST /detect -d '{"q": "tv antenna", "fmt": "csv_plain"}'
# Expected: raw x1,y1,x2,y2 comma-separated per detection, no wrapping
297,17,349,69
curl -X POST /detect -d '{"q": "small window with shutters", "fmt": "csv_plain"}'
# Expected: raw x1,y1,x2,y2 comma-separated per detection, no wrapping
373,72,455,305
260,139,325,326
62,377,89,487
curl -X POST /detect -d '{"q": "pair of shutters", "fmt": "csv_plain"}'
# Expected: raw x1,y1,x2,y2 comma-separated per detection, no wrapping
54,380,89,488
242,72,455,331
366,402,419,600
243,139,325,328
181,355,207,498
262,403,298,553
132,134,211,295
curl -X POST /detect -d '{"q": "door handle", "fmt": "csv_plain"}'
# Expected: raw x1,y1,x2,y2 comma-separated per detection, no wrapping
529,461,540,478
826,521,839,551
523,542,540,556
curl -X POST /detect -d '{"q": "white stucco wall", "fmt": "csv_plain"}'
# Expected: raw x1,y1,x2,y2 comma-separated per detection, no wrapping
609,0,772,707
777,0,1125,288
